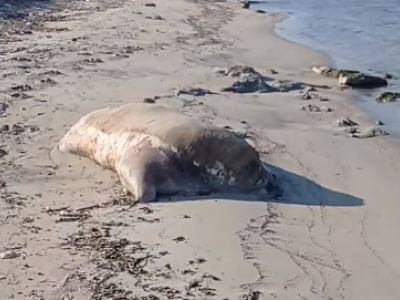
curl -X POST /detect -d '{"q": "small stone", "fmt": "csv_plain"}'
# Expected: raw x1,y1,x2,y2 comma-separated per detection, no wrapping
144,2,156,7
143,95,160,103
376,120,384,125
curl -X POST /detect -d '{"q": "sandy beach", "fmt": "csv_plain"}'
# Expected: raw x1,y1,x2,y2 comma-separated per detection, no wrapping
1,0,400,299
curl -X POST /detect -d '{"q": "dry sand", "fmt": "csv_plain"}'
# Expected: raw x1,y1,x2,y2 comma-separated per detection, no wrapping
1,0,400,299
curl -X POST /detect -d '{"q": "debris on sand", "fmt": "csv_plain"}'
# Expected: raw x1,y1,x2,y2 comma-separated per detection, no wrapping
55,209,92,223
0,147,8,158
0,102,10,117
300,104,332,112
0,123,40,135
270,80,304,92
175,87,216,96
300,91,328,101
332,117,358,127
345,127,389,139
239,290,262,300
0,250,21,259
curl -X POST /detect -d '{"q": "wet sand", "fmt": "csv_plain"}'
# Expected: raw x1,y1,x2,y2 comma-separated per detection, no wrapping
1,0,400,299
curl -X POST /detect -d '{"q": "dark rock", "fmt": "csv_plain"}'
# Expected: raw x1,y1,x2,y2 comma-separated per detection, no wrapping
339,73,388,89
312,66,388,89
242,1,250,9
222,73,273,93
143,98,156,104
256,10,266,13
143,96,160,104
144,2,156,7
376,92,400,103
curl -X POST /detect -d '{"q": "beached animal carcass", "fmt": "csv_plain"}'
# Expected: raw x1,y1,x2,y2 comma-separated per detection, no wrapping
58,103,274,202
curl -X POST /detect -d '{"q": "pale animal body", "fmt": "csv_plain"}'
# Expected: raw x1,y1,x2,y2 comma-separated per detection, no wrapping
58,103,272,202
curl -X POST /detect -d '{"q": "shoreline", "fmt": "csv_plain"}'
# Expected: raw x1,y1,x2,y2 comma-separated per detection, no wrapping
1,0,400,299
253,1,400,136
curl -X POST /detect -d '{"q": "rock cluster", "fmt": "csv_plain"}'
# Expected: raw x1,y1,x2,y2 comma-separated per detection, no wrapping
312,66,388,89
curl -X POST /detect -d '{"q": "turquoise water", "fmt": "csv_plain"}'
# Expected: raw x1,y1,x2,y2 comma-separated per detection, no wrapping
255,0,400,132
